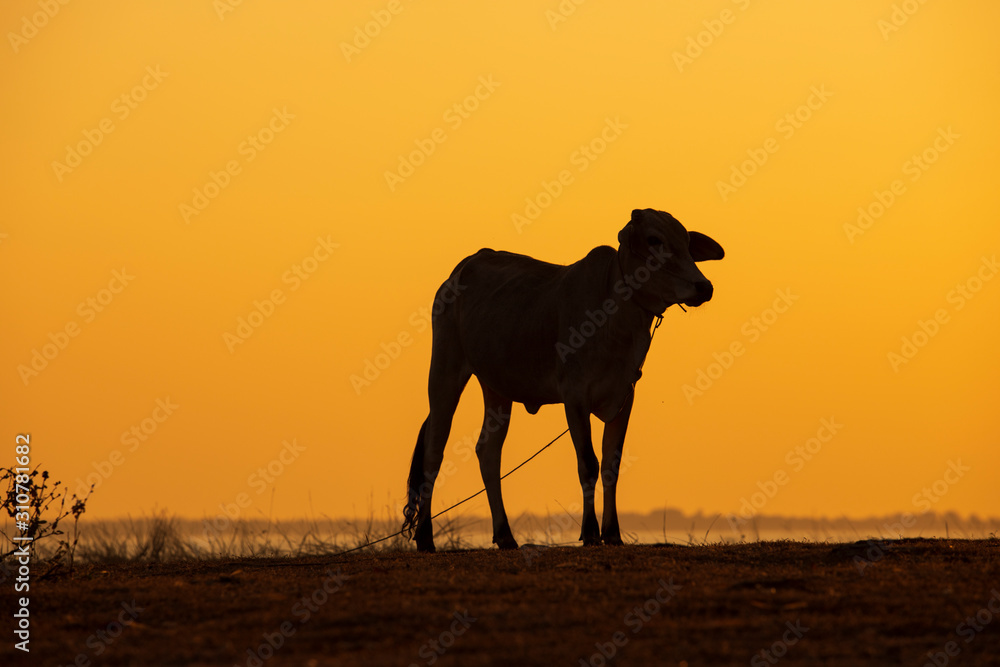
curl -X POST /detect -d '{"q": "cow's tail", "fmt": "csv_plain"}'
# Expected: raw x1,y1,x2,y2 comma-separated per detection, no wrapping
402,419,429,539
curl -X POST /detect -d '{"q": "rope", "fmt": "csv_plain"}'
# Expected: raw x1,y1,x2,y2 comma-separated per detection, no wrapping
610,312,663,420
334,428,570,556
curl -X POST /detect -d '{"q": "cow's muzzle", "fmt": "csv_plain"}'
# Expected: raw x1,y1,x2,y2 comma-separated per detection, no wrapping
683,280,713,307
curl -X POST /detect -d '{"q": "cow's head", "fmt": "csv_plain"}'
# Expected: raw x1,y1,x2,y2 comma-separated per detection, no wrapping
617,208,724,314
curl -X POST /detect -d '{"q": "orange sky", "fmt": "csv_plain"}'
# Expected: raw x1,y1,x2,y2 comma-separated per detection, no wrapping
2,1,998,529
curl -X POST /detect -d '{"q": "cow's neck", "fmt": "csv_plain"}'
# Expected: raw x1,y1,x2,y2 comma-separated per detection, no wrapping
605,256,658,380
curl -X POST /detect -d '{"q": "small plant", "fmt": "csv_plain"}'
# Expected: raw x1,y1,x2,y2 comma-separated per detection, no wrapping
0,465,92,574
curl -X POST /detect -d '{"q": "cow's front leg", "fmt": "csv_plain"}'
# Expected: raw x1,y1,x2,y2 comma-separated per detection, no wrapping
600,392,634,546
565,403,601,546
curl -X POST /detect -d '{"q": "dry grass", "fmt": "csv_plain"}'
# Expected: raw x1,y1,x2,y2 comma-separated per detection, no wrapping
31,505,484,564
4,490,998,568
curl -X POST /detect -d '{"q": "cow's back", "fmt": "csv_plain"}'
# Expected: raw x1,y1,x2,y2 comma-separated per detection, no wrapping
434,247,615,406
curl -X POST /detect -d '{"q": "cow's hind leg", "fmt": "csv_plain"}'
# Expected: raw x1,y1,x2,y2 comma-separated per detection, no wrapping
476,385,516,549
565,403,601,546
600,392,634,546
410,347,471,553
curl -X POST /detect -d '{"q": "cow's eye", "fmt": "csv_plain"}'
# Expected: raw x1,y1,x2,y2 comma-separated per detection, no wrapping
646,236,663,246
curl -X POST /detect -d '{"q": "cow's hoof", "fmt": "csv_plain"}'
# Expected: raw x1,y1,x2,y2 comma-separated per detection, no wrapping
602,535,624,546
416,539,436,553
495,534,519,550
582,536,603,547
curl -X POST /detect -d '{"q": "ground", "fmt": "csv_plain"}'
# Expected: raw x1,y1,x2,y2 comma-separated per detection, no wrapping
3,539,999,666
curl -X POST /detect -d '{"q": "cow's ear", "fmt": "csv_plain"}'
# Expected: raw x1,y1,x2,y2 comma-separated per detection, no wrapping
689,231,725,261
620,209,647,245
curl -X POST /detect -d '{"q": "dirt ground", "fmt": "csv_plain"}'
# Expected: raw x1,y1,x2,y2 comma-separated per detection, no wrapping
3,538,999,666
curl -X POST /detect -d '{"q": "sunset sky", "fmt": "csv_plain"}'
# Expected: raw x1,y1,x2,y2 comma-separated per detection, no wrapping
3,1,998,532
